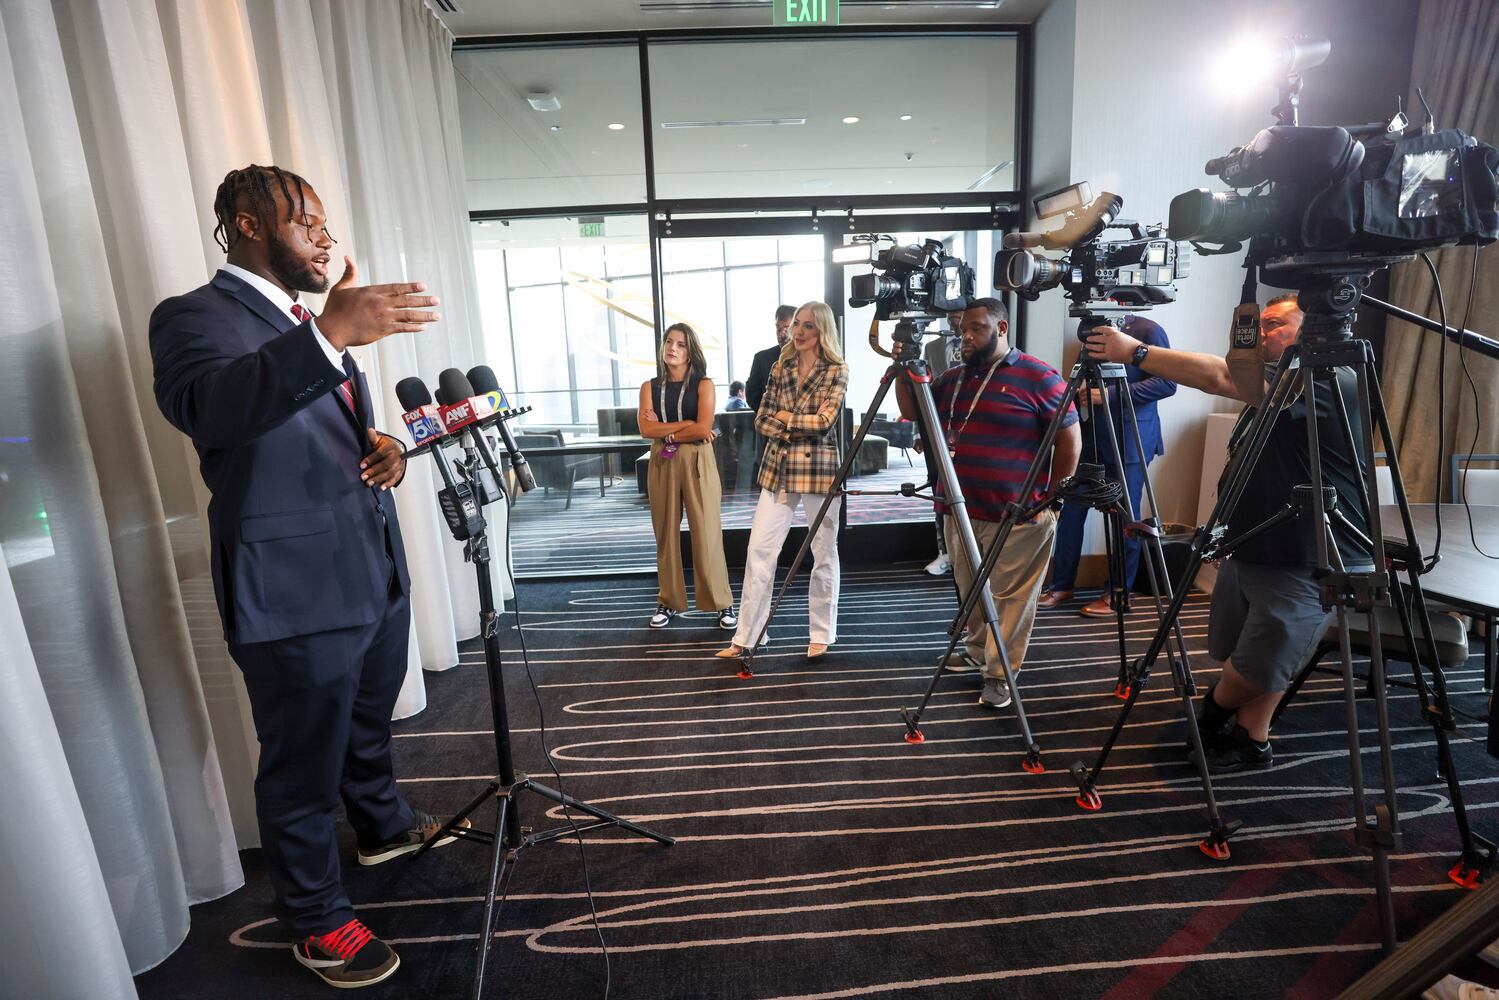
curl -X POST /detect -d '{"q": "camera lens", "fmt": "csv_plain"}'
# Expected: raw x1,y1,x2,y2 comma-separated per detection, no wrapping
850,273,902,303
994,249,1067,297
1168,188,1280,244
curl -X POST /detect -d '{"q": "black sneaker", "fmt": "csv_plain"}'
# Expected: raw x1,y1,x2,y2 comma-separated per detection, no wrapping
1184,683,1236,754
357,809,469,866
1205,726,1273,774
718,608,738,630
293,918,399,988
649,606,675,628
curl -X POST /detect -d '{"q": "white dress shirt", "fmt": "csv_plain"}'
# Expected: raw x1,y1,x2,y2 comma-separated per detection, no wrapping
221,263,345,371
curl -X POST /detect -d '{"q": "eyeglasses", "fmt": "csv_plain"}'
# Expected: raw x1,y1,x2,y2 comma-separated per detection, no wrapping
292,220,338,245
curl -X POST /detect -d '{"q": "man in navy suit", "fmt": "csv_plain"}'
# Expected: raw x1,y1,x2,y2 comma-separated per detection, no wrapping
150,165,451,989
1038,314,1176,617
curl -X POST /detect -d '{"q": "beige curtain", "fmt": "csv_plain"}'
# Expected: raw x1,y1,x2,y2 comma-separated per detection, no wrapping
0,0,503,991
1381,0,1499,500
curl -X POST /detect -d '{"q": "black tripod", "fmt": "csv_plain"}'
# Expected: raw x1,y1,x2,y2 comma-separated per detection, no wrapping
1070,260,1494,954
737,316,1045,772
410,430,674,999
893,315,1205,819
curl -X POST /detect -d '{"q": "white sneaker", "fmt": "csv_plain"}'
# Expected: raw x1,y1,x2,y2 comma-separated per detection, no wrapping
924,554,951,576
649,606,675,628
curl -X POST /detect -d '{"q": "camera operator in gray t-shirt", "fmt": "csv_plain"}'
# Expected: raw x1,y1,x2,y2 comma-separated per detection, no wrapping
1083,293,1368,773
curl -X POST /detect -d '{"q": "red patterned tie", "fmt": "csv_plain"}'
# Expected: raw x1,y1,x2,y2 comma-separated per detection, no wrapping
292,302,356,412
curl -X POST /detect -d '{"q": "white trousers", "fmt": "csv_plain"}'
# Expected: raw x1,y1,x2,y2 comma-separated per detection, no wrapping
734,489,842,647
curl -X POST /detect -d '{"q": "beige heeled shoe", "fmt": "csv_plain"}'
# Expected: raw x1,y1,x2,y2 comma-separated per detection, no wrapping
715,644,746,659
806,642,828,660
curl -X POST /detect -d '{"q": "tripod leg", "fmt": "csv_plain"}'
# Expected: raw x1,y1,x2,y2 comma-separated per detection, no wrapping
411,780,502,859
1361,363,1495,886
472,792,514,1000
524,780,676,845
1068,354,1304,840
905,372,1052,769
739,372,895,678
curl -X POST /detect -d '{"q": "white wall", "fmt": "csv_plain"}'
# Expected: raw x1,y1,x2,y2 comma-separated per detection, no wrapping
1025,0,1417,541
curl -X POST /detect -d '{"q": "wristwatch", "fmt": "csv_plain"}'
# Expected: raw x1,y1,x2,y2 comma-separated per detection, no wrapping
1130,343,1150,367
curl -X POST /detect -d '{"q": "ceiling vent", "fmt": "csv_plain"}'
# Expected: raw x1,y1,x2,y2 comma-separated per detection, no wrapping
638,0,1002,11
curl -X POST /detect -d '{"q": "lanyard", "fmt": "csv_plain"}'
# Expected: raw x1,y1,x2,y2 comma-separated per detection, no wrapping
946,353,1006,452
656,375,690,423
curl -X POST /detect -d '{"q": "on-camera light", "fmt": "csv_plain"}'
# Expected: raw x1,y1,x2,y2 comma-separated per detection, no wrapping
832,243,875,265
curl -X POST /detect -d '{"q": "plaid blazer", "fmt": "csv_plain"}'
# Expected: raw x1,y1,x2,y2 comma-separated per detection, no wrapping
754,356,849,495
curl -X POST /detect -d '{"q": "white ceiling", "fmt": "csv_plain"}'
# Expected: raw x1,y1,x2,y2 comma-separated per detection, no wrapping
431,0,1053,38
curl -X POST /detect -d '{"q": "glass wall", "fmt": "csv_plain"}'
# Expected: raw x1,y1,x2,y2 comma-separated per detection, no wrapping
455,31,1022,574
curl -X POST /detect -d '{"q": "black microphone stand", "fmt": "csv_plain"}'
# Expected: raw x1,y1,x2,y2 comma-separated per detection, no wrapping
405,403,673,999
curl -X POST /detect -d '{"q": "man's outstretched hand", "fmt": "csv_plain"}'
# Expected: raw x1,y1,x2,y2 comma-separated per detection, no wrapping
318,256,441,350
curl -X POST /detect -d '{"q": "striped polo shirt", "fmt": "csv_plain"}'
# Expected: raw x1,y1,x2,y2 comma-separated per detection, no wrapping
931,346,1077,522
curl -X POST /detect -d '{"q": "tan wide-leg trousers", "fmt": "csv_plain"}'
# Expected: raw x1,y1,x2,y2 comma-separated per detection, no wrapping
648,440,733,612
944,509,1057,681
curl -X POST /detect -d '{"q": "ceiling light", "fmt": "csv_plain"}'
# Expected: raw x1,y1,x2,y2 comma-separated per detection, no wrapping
900,114,913,121
526,90,561,112
549,125,562,133
803,178,833,190
607,122,625,131
660,117,807,129
842,116,860,124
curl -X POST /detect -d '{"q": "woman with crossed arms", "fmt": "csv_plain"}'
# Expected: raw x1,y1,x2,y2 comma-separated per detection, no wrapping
639,322,736,630
718,301,849,661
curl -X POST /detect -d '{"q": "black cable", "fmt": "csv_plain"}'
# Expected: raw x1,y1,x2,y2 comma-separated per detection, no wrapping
1420,253,1448,570
1453,245,1499,560
499,488,612,998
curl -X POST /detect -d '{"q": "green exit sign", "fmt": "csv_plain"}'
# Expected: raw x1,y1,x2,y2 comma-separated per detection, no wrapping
578,220,605,238
774,0,838,26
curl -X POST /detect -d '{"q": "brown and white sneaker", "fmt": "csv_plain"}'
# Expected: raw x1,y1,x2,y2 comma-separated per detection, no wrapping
293,918,399,989
357,809,470,866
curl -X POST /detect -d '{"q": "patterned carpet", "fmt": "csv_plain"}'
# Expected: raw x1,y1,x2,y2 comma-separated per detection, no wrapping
135,566,1499,999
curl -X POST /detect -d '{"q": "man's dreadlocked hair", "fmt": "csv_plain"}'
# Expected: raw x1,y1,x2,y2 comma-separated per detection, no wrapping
212,164,310,253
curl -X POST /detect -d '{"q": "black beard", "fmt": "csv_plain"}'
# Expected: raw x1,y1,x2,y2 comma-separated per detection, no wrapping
267,232,329,294
964,335,1000,368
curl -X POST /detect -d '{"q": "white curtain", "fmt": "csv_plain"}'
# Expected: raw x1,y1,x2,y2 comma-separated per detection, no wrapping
0,0,503,990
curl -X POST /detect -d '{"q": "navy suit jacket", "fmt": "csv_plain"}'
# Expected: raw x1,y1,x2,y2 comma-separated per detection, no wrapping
150,270,410,645
1086,314,1175,466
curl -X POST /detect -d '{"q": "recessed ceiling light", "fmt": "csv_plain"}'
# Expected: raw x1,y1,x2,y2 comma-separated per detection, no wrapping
736,143,749,148
803,178,833,190
900,114,913,121
607,122,625,131
842,116,860,124
549,125,562,132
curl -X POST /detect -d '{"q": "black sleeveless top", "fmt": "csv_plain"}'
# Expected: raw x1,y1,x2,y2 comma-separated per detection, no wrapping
651,374,701,422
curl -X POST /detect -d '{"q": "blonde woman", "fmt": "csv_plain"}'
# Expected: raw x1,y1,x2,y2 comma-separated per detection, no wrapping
639,323,736,630
717,302,849,660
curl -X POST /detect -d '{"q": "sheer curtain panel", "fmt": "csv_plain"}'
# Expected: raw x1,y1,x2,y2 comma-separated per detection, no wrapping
0,0,500,990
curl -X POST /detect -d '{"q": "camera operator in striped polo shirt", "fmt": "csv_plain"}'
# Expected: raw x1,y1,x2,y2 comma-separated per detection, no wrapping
897,297,1080,709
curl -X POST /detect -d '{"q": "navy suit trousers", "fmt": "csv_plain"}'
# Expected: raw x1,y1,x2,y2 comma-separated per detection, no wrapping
229,577,415,936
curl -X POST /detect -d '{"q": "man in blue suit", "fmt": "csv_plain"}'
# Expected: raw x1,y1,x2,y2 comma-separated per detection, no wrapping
150,165,450,989
1038,314,1176,617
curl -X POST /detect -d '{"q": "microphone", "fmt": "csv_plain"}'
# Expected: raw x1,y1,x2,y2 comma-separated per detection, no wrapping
1002,231,1048,250
435,368,506,482
396,377,448,453
395,376,484,539
467,365,536,494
